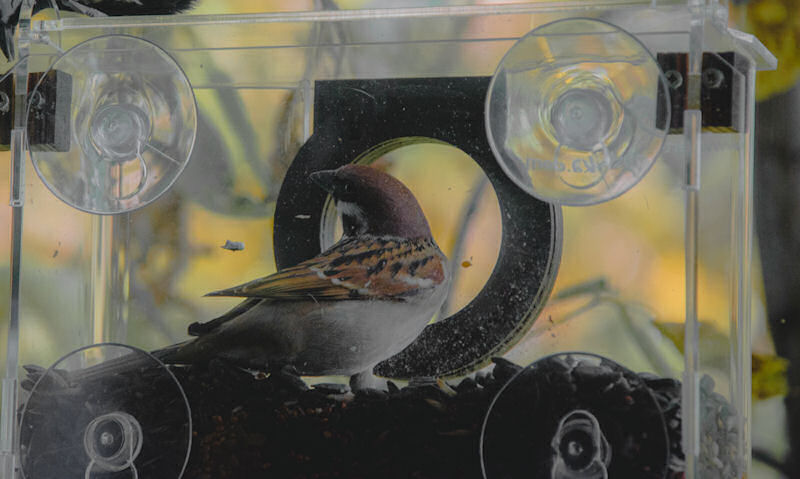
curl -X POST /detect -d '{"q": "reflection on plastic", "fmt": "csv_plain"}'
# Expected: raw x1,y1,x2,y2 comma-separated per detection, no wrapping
486,18,669,206
83,412,142,478
28,34,197,214
551,410,610,479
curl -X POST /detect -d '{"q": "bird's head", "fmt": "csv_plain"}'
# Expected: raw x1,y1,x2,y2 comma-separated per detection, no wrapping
310,164,433,240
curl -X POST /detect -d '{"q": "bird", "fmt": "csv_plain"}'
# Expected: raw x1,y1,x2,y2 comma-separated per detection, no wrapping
160,164,450,379
1,0,197,60
30,164,450,388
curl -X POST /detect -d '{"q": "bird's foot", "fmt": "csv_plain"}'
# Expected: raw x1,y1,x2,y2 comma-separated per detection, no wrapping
349,369,388,392
407,376,457,396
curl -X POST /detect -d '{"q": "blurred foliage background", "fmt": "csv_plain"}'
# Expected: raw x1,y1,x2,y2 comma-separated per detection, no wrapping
0,0,797,477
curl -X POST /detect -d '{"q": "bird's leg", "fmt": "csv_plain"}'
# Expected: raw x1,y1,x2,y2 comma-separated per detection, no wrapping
64,0,108,16
349,369,388,392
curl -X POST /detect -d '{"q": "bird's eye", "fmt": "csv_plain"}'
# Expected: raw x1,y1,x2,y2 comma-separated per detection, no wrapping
342,183,352,193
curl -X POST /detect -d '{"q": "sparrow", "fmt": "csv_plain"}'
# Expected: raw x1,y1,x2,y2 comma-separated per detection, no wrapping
23,164,449,390
1,0,196,60
154,164,450,379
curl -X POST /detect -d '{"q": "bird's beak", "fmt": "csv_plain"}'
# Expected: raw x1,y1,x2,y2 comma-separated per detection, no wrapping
309,169,337,193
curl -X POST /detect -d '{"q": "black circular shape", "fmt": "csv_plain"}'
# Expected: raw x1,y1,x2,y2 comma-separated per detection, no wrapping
273,77,561,378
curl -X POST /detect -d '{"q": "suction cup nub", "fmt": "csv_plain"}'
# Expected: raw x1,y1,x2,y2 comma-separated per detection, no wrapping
84,412,143,475
551,410,611,479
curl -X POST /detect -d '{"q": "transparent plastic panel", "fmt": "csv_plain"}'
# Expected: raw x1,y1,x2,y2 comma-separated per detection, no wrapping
0,3,769,479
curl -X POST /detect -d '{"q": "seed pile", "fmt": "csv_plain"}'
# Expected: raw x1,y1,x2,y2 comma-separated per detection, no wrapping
173,359,507,479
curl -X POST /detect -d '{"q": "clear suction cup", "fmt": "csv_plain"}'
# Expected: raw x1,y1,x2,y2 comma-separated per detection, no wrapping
480,353,669,479
19,343,192,479
486,18,670,206
28,34,197,214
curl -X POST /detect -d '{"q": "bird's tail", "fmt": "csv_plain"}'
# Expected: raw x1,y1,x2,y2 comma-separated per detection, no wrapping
22,341,192,392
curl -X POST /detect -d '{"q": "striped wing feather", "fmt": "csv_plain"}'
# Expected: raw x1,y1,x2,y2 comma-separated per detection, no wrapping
204,237,446,302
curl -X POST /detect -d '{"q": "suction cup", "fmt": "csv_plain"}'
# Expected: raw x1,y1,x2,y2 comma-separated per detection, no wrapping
486,18,670,206
480,353,669,479
19,343,192,479
28,34,197,214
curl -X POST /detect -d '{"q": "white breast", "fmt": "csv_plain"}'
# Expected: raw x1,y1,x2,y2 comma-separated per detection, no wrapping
210,280,449,376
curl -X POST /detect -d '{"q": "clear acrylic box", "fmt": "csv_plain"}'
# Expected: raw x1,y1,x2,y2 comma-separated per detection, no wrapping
0,1,776,478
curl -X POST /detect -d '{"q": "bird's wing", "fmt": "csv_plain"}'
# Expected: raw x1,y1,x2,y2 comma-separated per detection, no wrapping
205,237,446,302
187,297,262,337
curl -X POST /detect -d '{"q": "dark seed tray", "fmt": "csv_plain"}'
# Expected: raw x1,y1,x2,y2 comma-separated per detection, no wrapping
175,360,503,479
